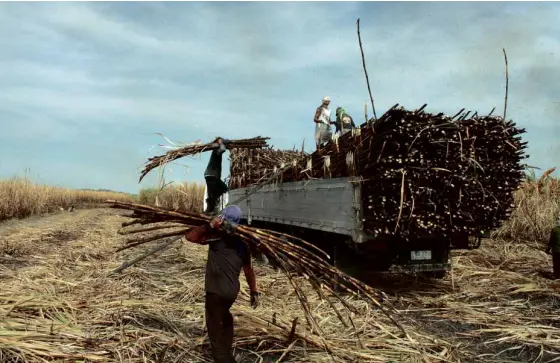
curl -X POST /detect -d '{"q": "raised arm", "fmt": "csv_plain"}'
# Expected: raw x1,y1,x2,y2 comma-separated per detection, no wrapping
211,138,227,156
218,139,227,154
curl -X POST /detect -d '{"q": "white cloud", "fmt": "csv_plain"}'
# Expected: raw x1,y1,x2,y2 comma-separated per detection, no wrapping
0,2,558,191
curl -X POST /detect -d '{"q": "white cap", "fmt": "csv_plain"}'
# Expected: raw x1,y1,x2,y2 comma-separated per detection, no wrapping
323,96,331,102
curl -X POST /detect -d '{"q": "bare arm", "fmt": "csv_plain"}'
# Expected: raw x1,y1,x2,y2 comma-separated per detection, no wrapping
243,261,258,294
313,107,322,123
185,223,214,245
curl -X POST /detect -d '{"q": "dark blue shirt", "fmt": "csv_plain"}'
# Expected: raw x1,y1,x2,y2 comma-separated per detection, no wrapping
205,232,251,301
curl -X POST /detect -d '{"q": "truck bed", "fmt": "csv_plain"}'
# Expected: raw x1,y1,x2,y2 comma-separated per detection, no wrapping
228,177,456,276
228,177,372,243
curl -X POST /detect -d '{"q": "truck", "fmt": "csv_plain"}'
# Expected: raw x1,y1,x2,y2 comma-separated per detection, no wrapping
204,176,484,279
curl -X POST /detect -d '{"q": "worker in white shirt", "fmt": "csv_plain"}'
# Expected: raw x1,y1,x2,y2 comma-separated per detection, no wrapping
313,96,335,150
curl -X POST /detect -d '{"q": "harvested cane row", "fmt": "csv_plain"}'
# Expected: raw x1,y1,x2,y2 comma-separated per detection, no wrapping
3,209,559,362
139,136,270,182
105,200,425,356
228,148,309,190
1,208,474,362
228,105,527,240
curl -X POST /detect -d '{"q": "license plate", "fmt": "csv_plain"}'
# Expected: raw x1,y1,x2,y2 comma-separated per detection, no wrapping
411,250,432,261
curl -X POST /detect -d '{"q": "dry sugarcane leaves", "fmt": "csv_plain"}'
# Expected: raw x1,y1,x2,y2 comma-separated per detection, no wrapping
228,148,309,190
105,200,410,346
139,136,270,182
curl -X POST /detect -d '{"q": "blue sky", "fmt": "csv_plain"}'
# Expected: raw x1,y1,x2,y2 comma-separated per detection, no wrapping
0,2,558,193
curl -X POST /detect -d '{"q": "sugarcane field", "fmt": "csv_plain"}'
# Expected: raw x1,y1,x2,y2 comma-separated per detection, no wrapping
1,2,560,363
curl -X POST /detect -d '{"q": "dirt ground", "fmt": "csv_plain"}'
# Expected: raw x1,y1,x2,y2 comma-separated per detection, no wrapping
1,208,560,362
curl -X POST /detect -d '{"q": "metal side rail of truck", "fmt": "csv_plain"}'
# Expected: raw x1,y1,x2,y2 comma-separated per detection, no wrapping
226,177,485,279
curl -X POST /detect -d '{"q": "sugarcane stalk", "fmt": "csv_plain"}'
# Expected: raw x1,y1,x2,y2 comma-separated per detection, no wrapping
139,136,270,182
117,228,190,252
106,200,406,338
112,236,183,274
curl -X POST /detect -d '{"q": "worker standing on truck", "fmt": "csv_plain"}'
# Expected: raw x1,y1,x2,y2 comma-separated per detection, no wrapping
204,137,230,215
185,205,259,363
546,217,560,279
334,106,356,137
314,96,335,149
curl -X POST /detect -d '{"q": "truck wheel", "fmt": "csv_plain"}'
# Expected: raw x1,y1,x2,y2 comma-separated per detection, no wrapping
332,245,346,292
257,252,269,266
420,270,447,279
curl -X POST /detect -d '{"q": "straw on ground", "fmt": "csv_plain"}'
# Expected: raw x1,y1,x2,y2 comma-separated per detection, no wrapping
1,206,560,362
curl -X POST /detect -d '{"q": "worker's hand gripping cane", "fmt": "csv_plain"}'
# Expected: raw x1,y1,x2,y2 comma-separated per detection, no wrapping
209,216,224,229
210,216,238,234
250,291,260,309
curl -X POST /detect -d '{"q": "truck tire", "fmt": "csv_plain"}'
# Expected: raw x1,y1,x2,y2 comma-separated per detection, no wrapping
256,252,269,266
420,270,447,279
332,244,345,292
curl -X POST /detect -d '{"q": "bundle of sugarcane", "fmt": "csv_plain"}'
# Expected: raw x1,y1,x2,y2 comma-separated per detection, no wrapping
139,136,270,182
228,148,309,189
301,106,526,239
453,116,527,232
226,105,527,240
105,200,407,340
356,107,525,239
339,107,526,239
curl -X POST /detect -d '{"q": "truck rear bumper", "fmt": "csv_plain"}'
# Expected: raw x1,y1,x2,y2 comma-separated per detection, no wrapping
388,263,452,273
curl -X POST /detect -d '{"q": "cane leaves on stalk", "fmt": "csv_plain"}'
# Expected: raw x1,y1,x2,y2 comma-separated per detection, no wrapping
105,200,408,346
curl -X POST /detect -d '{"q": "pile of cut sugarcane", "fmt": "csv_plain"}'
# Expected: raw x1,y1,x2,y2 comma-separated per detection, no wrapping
139,136,270,182
229,105,527,240
106,200,405,337
228,148,309,189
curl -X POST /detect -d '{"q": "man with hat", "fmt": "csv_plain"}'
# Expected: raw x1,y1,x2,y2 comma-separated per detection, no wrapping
546,217,560,279
186,205,259,363
313,96,335,150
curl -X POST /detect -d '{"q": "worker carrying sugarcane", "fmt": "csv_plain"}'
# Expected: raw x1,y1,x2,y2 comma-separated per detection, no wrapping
334,106,356,137
313,96,335,149
185,205,259,363
204,137,231,215
546,217,560,279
